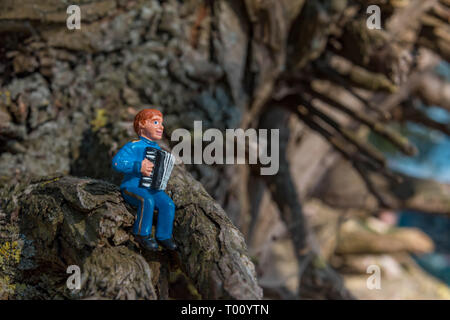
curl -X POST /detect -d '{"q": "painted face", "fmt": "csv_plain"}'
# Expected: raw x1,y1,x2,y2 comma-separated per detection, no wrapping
140,115,164,141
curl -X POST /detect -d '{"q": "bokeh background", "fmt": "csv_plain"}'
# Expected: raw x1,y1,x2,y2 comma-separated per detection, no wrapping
0,0,449,299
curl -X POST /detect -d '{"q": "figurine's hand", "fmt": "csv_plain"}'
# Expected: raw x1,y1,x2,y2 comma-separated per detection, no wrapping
141,159,154,177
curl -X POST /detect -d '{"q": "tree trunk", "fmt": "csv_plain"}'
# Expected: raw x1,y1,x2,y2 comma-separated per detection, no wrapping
1,0,449,300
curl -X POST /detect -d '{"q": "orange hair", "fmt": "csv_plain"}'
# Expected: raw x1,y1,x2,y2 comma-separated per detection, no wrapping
133,108,163,136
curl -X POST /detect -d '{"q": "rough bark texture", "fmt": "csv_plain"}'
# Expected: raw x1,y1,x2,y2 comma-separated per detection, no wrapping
0,166,262,299
1,0,450,300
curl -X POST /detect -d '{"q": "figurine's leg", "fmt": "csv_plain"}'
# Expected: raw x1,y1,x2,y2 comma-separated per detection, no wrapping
152,191,175,241
121,187,155,237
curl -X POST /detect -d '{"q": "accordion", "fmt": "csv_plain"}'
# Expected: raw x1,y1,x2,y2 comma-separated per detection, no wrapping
139,147,175,191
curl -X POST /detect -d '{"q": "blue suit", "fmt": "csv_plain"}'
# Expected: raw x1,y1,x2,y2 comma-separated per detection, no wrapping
112,136,175,240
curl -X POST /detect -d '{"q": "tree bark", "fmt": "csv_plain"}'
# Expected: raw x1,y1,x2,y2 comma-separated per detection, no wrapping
0,166,262,299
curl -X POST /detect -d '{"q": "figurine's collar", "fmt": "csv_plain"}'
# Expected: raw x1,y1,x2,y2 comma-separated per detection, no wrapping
139,135,158,145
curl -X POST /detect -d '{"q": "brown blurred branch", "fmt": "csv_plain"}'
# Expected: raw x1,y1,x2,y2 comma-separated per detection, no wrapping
305,85,418,156
258,106,355,300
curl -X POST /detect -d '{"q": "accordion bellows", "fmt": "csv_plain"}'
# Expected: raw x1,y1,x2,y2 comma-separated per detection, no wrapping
139,147,175,190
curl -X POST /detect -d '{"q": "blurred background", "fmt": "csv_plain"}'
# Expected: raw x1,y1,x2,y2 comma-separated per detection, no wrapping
0,0,449,299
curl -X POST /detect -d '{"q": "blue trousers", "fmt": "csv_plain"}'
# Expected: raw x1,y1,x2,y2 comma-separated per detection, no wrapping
121,187,175,240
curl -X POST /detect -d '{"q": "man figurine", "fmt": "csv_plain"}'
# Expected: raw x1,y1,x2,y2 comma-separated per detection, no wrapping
112,108,177,251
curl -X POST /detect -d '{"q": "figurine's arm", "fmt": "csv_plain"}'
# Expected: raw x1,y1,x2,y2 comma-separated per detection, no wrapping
111,143,142,175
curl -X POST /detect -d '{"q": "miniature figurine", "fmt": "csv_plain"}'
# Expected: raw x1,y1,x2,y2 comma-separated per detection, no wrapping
112,108,177,251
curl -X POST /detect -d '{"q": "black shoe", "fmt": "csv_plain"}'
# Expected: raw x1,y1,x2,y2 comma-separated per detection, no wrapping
157,238,178,251
134,235,159,251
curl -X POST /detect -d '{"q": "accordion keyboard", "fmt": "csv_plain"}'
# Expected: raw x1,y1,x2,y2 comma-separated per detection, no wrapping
139,147,175,191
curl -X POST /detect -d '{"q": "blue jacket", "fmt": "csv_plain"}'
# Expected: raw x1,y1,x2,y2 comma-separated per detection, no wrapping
112,136,161,190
